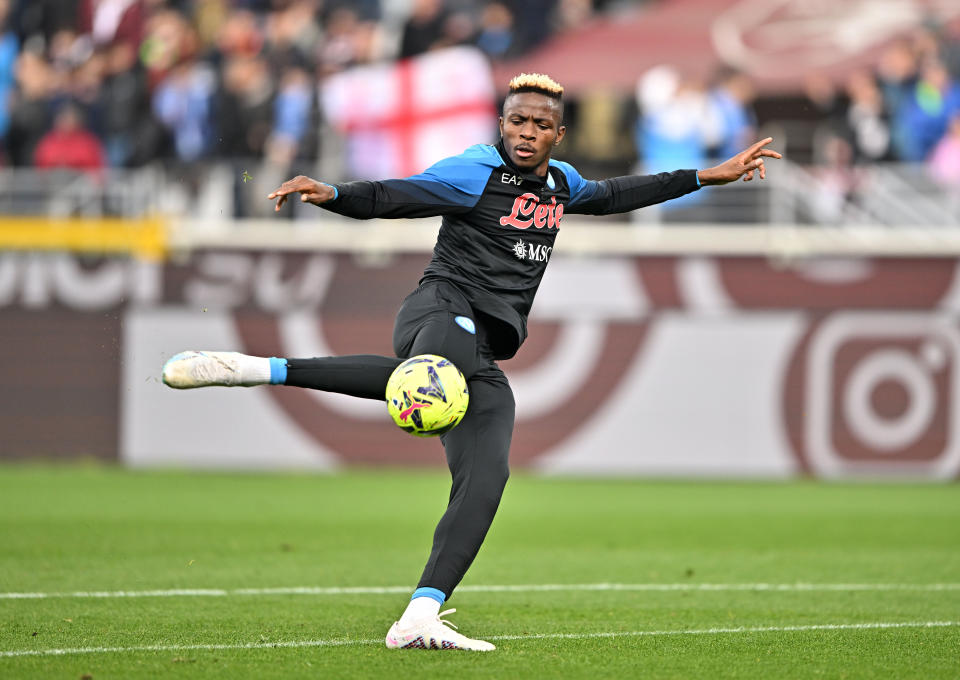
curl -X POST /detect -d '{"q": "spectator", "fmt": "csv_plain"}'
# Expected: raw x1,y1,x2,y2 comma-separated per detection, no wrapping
877,39,920,161
191,0,230,53
941,19,960,80
12,0,79,47
844,69,891,162
705,68,756,161
508,0,556,52
475,2,515,59
554,0,592,34
140,8,199,90
6,50,56,166
316,6,365,75
64,43,106,116
929,112,960,188
48,28,92,76
264,0,321,70
808,133,859,225
250,64,315,217
636,66,710,173
33,100,105,172
97,40,159,166
909,25,943,66
349,16,384,67
899,57,960,161
801,72,845,124
216,53,273,160
152,57,216,162
635,66,710,212
436,10,476,51
213,8,263,60
0,0,19,143
399,0,447,59
269,64,312,161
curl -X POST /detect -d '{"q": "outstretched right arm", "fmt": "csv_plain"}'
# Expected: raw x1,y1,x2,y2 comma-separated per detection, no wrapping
268,147,496,220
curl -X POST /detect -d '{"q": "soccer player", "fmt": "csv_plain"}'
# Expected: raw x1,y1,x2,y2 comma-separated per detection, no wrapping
162,73,781,651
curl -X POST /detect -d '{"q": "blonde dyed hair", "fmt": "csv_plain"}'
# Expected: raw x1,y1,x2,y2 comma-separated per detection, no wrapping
507,73,564,98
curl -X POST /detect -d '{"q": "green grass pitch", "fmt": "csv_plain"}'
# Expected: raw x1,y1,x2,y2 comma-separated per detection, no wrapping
0,465,958,679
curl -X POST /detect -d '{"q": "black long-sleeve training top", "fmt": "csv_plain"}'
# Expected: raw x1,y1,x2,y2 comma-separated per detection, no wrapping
323,139,700,359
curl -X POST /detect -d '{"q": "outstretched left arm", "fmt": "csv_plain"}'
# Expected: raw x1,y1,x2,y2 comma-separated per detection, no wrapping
563,138,782,216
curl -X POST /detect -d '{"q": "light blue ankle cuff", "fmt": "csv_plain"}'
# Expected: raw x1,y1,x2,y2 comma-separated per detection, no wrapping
269,357,288,385
411,587,446,604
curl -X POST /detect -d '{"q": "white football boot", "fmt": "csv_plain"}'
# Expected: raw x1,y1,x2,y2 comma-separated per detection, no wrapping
385,609,495,651
162,351,266,389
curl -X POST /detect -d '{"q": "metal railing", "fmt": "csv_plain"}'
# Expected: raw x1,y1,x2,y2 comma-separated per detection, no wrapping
0,167,166,218
0,161,957,227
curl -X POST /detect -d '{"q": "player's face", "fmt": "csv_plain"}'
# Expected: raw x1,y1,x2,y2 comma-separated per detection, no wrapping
499,93,566,176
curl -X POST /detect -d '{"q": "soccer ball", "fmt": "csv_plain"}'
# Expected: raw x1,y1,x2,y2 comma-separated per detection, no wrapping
385,355,469,437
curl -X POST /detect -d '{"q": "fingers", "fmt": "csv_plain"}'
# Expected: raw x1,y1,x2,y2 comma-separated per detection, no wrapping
268,175,328,211
741,138,781,166
742,151,781,164
747,137,774,154
743,158,765,180
738,155,768,182
267,181,297,199
268,187,294,200
267,176,313,200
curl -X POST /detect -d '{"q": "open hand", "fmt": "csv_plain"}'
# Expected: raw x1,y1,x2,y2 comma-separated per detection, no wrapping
697,138,782,186
267,176,336,211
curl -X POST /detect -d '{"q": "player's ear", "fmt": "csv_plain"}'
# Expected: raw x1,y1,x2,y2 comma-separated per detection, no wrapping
498,116,504,137
554,125,566,146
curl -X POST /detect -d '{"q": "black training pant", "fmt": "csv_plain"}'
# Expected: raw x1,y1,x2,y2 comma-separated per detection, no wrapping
284,279,515,598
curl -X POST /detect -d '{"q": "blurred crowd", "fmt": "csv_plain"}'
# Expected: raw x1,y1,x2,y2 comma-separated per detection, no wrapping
1,0,959,199
795,24,960,193
632,21,960,182
0,0,602,173
633,65,756,178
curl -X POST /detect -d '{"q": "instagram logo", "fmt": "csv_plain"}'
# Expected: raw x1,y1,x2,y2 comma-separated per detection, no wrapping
799,313,960,478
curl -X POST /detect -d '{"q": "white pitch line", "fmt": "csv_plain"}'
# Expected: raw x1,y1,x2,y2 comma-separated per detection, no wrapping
2,583,960,600
490,620,960,642
1,621,957,659
0,589,231,600
0,637,378,658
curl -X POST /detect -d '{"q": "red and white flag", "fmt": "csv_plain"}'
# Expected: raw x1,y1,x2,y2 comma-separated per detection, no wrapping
321,46,498,179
